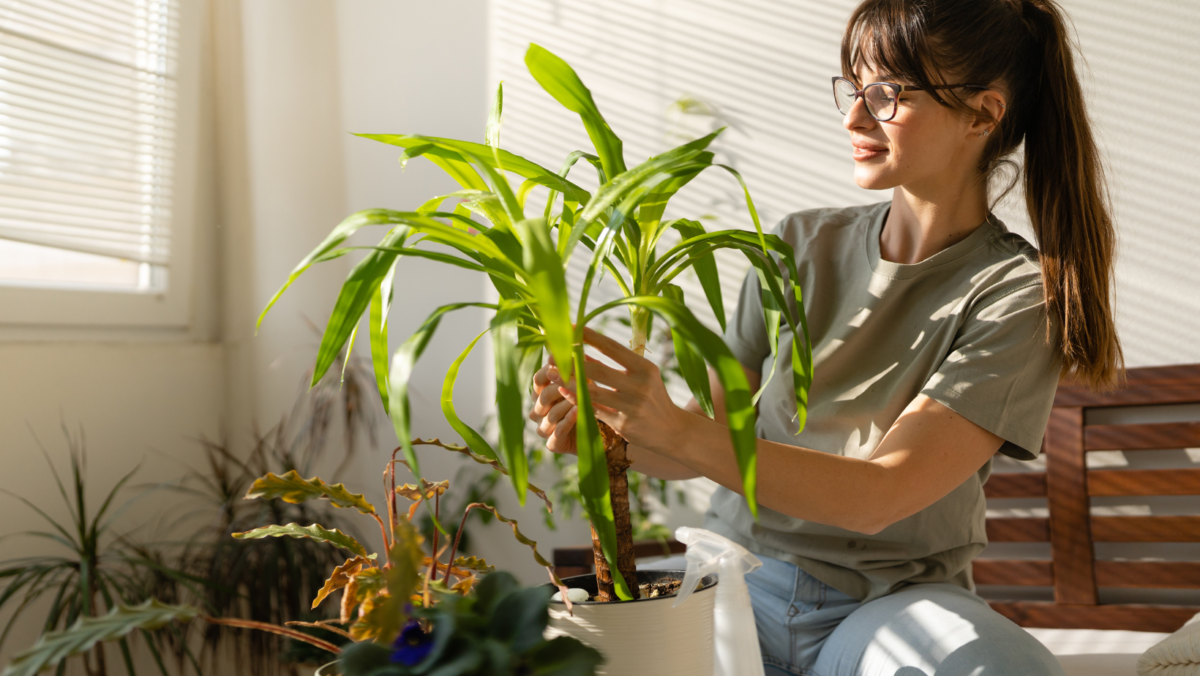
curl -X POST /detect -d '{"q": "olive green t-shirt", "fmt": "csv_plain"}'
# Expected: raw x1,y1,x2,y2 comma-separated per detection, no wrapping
703,200,1062,602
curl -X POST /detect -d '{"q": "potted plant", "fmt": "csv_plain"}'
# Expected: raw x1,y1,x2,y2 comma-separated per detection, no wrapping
255,43,811,669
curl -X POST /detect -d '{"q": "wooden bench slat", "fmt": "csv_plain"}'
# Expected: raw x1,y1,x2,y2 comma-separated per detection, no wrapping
1046,407,1098,604
986,518,1049,542
972,559,1053,586
1096,561,1200,588
1092,515,1200,542
1089,467,1200,496
1085,421,1200,451
1054,364,1200,407
983,472,1047,498
989,601,1200,632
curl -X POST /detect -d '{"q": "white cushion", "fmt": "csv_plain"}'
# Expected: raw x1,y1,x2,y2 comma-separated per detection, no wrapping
1136,613,1200,676
1025,628,1172,676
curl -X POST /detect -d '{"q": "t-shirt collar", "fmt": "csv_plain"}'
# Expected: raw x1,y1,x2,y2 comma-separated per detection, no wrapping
865,201,1001,280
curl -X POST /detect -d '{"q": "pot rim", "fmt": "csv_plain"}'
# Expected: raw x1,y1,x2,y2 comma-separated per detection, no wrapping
547,569,716,606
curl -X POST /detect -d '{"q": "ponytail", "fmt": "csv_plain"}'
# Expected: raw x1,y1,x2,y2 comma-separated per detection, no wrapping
1020,0,1123,389
841,0,1124,389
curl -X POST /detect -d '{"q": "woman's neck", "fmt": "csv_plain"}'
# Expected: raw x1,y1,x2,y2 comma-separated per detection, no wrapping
881,180,991,265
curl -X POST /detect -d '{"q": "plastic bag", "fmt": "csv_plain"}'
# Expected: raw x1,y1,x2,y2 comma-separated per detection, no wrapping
673,527,764,676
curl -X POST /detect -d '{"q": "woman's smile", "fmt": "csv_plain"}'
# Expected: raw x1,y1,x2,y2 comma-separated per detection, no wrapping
852,138,889,161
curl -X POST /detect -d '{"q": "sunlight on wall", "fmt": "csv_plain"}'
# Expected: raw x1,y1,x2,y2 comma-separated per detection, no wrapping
492,0,1200,369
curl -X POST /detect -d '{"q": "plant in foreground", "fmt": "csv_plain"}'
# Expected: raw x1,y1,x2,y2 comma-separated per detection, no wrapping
0,428,196,676
3,439,587,676
260,43,812,602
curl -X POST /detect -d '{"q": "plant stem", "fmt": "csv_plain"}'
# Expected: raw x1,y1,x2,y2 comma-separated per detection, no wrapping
590,420,639,602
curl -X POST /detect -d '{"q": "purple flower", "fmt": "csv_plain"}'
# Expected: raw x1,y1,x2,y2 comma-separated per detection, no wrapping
390,620,433,666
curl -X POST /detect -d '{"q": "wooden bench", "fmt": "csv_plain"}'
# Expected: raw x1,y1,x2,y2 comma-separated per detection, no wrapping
977,362,1200,633
552,364,1200,635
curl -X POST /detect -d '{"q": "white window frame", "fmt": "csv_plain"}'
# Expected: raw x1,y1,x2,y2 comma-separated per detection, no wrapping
0,0,202,329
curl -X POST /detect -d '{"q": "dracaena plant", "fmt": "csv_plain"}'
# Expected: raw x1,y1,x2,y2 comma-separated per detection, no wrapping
259,44,812,602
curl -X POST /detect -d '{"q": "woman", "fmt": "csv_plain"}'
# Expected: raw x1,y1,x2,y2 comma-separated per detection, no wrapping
530,0,1121,673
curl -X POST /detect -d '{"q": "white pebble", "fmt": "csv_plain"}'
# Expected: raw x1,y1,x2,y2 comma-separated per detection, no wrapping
551,588,590,603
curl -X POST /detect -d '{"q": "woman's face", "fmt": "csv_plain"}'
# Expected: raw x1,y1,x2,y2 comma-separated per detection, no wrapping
842,63,982,193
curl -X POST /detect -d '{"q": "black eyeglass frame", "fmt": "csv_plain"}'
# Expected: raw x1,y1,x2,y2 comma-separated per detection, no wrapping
831,76,990,121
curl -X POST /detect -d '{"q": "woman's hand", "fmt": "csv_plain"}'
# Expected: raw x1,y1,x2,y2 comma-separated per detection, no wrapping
528,357,578,456
556,326,685,455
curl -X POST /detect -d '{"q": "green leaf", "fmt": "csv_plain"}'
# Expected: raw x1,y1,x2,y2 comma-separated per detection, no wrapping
441,330,501,463
490,586,552,653
524,44,626,180
257,209,411,331
1,600,197,676
492,307,528,503
668,220,725,332
244,470,377,515
389,302,500,474
524,636,604,675
359,134,590,204
311,226,410,387
586,296,758,517
662,285,714,418
486,81,504,150
515,219,573,384
369,264,396,414
231,523,369,559
570,344,632,601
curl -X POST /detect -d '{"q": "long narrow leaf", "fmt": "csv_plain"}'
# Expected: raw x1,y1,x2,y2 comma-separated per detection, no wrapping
369,265,396,414
359,134,590,204
389,302,499,474
244,471,377,515
662,285,715,418
1,601,197,676
491,307,528,503
515,219,573,384
441,330,500,463
232,523,370,559
668,219,726,332
524,44,626,180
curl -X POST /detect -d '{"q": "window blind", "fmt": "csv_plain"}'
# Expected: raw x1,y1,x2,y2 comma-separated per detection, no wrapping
0,0,179,268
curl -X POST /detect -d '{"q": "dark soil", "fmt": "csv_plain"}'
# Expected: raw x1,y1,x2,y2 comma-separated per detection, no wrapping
637,578,682,599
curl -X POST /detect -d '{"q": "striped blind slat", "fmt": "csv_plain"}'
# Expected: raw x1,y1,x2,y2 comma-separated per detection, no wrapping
0,0,178,266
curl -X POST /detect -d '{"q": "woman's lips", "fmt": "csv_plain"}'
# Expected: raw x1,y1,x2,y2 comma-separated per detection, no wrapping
852,143,888,161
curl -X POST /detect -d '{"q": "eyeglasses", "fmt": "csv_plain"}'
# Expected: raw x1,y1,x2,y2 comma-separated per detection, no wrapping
832,76,989,122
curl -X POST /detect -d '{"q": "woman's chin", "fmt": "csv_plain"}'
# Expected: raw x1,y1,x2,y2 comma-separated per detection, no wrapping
852,168,898,191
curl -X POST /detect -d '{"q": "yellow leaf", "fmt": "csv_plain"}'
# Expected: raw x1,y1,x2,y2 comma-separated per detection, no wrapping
312,556,372,610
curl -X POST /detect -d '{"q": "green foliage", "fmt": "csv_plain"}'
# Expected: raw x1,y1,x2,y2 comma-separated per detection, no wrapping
244,470,377,516
259,43,812,600
1,600,197,676
336,572,602,676
232,523,370,559
0,428,198,676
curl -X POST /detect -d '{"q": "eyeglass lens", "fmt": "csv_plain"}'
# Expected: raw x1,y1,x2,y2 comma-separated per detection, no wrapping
833,78,899,121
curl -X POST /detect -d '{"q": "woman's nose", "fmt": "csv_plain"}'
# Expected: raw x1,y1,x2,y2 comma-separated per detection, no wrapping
842,94,876,132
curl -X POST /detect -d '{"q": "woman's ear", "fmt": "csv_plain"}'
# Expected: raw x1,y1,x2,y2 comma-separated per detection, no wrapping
969,90,1008,137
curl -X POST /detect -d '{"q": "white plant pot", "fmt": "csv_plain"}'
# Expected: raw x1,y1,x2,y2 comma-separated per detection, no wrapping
545,570,719,676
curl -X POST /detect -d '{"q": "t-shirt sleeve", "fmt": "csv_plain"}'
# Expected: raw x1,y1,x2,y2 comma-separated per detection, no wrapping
920,283,1063,460
723,266,772,374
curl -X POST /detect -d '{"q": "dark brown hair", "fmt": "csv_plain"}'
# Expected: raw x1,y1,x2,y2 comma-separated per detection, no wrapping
841,0,1123,389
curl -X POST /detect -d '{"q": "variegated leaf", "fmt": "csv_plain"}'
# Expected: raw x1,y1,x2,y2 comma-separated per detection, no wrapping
232,523,369,559
245,470,377,515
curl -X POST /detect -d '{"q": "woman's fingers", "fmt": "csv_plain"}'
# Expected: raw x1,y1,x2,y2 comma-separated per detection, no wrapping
581,326,639,370
529,372,565,421
559,382,622,411
581,355,630,390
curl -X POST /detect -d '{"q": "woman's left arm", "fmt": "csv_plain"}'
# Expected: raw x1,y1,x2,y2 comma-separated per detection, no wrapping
561,327,1003,535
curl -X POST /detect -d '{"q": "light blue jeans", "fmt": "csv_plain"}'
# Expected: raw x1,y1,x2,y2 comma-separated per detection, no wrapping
747,555,1065,676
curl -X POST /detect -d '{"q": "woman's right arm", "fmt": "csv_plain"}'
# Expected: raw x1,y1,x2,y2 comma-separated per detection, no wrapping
528,360,761,481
